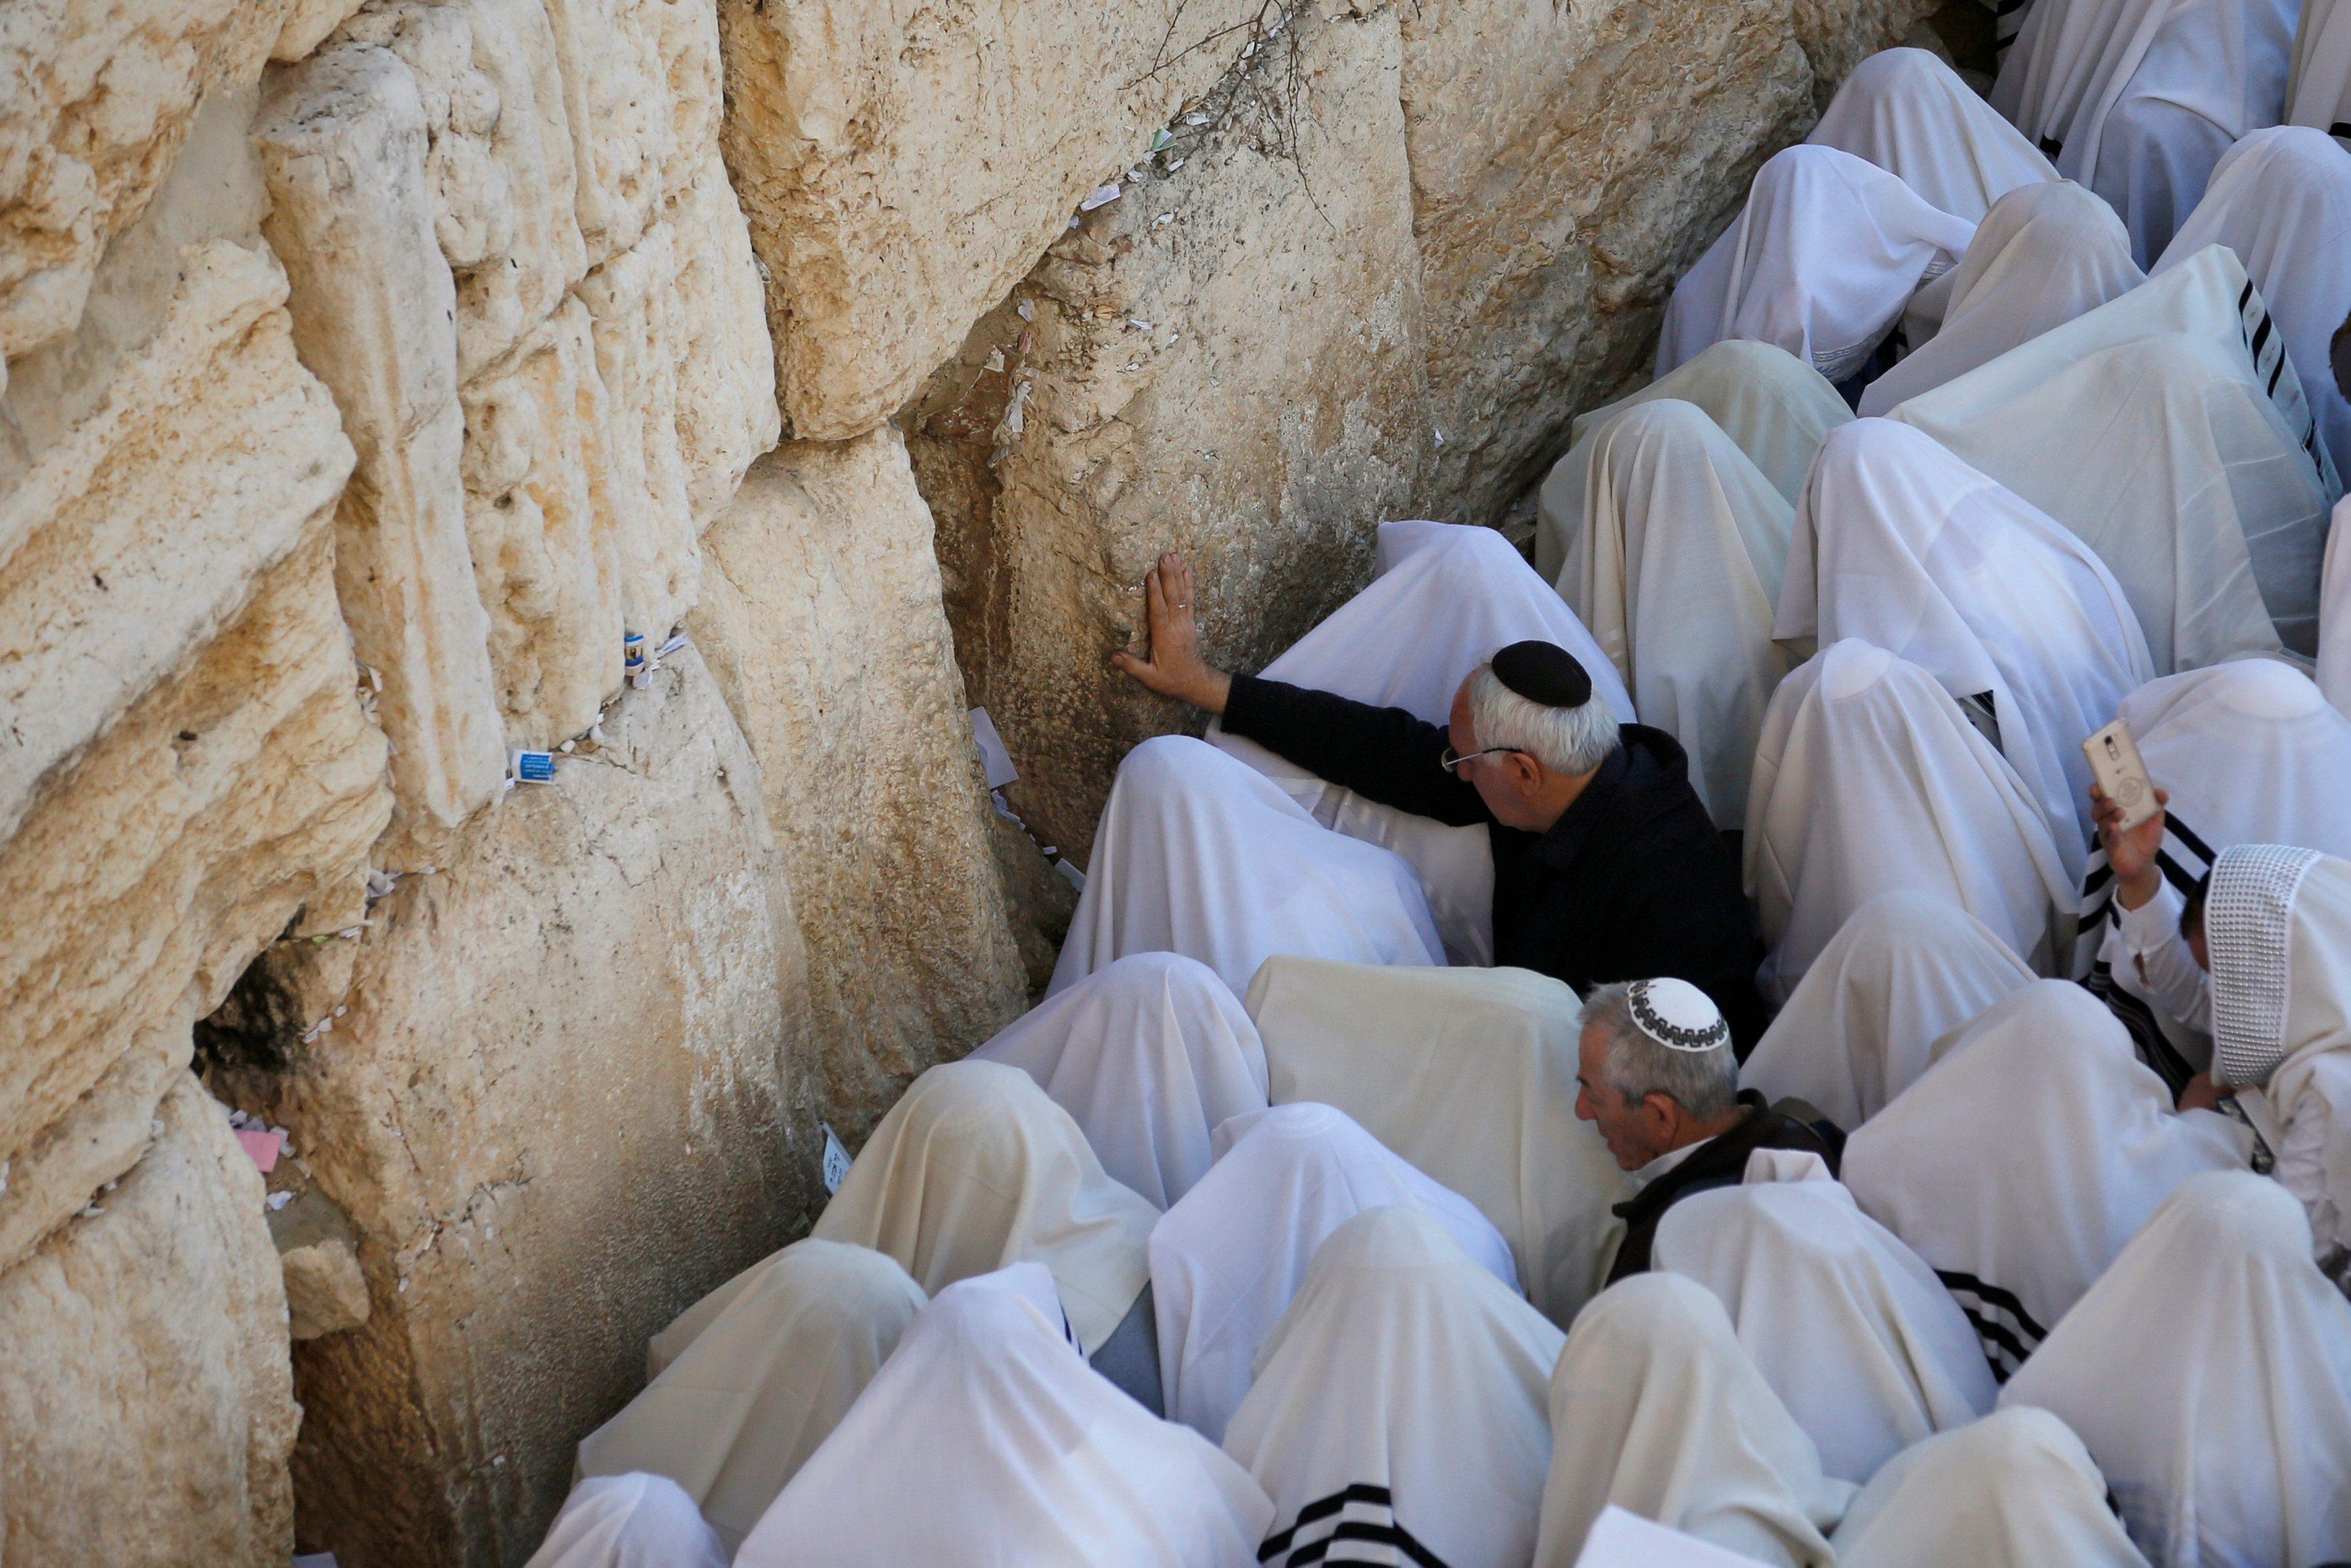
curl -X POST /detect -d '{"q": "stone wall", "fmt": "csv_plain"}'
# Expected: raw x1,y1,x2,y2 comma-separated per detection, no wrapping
0,0,1928,1560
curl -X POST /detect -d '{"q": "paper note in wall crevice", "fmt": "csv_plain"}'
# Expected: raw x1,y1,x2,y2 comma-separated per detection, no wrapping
821,1125,852,1194
968,707,1019,790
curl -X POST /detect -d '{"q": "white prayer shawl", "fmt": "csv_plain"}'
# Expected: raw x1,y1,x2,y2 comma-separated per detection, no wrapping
2076,661,2351,1080
1532,1273,1853,1568
973,952,1268,1209
1830,1408,2152,1568
1807,48,2060,223
1542,343,1852,570
574,1241,924,1553
1843,981,2252,1377
1225,1207,1565,1568
1744,641,2078,1003
1654,1177,1998,1485
1538,400,1791,825
1889,247,2340,665
1149,1102,1517,1444
809,1058,1158,1354
1658,146,1977,383
1245,956,1630,1326
2289,0,2351,138
1779,418,2155,881
1742,890,2037,1131
1993,0,2295,263
1998,1172,2351,1568
738,1265,1274,1567
2156,127,2351,480
2327,496,2351,713
1859,181,2143,416
1051,736,1445,999
525,1474,728,1568
1206,521,1628,964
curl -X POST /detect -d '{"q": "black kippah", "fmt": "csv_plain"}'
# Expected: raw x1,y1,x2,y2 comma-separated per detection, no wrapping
1491,641,1593,708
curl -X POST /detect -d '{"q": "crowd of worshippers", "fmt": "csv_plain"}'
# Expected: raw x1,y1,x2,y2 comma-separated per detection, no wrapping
519,19,2351,1568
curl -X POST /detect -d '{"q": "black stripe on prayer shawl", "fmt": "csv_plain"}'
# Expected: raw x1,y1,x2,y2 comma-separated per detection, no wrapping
2038,134,2063,157
1935,1269,2048,1381
2333,123,2351,140
1259,1486,1452,1568
2083,965,2200,1095
2236,280,2330,479
1260,1486,1393,1559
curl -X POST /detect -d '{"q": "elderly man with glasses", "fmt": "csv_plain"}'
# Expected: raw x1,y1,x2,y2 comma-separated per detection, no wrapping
1115,552,1767,1051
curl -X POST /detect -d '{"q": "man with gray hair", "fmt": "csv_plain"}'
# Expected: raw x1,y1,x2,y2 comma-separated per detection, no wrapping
1572,978,1838,1283
1114,552,1766,1047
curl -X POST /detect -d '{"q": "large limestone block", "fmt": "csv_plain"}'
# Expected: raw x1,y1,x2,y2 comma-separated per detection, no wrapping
909,3,1427,859
717,0,1270,439
257,44,509,851
0,0,298,368
695,430,1028,1135
222,649,815,1566
0,238,392,1250
0,1073,300,1567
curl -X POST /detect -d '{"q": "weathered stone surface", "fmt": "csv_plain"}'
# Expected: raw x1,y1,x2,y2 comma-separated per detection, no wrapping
695,432,1027,1136
717,0,1268,439
0,0,298,367
0,1074,299,1567
210,650,815,1567
281,1237,371,1340
257,45,509,851
910,3,1428,859
0,237,391,1263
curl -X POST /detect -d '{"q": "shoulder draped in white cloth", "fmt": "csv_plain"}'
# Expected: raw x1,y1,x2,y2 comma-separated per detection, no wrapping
809,1058,1158,1354
1532,1273,1852,1568
1245,956,1629,1325
2289,0,2351,136
1779,418,2154,879
1536,400,1791,825
1542,342,1851,551
1860,180,2143,416
1742,889,2036,1130
1994,0,2296,263
2156,126,2351,479
1829,1408,2151,1567
525,1474,727,1568
1658,145,1977,382
1206,520,1627,964
1225,1206,1564,1568
1998,1172,2351,1568
1889,246,2341,665
1051,735,1444,998
1744,639,2077,1002
1843,981,2251,1377
1149,1102,1517,1444
2075,660,2351,1085
738,1264,1274,1567
973,952,1267,1209
1808,48,2059,222
2202,847,2351,1287
574,1240,924,1552
1654,1173,1998,1485
2327,495,2351,713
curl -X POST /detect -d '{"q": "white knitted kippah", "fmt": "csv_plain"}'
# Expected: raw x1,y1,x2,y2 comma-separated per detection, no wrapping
1627,977,1730,1054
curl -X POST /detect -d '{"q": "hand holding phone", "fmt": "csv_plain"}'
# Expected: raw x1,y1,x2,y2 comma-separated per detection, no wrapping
2083,719,2161,833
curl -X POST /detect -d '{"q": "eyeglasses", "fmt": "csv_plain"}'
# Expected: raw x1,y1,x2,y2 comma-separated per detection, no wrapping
1439,745,1519,773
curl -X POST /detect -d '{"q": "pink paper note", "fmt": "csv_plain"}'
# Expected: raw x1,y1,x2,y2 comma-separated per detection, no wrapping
236,1128,283,1175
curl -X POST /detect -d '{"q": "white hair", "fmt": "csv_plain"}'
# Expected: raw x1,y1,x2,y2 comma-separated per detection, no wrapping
1466,663,1621,777
1578,981,1739,1120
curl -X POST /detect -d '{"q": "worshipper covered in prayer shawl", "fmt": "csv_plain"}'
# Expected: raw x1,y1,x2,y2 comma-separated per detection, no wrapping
973,950,1268,1209
1149,1101,1517,1444
1842,981,2252,1378
1116,552,1768,1048
2330,493,2351,715
1997,1171,2351,1568
571,1240,924,1553
2090,827,2351,1289
1532,1272,1851,1568
2289,0,2351,140
1804,48,2059,224
1828,1408,2151,1568
1741,889,2037,1131
1653,1161,1998,1485
524,1473,727,1568
1223,1206,1564,1568
737,1264,1275,1567
807,1058,1167,1410
1572,978,1836,1285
